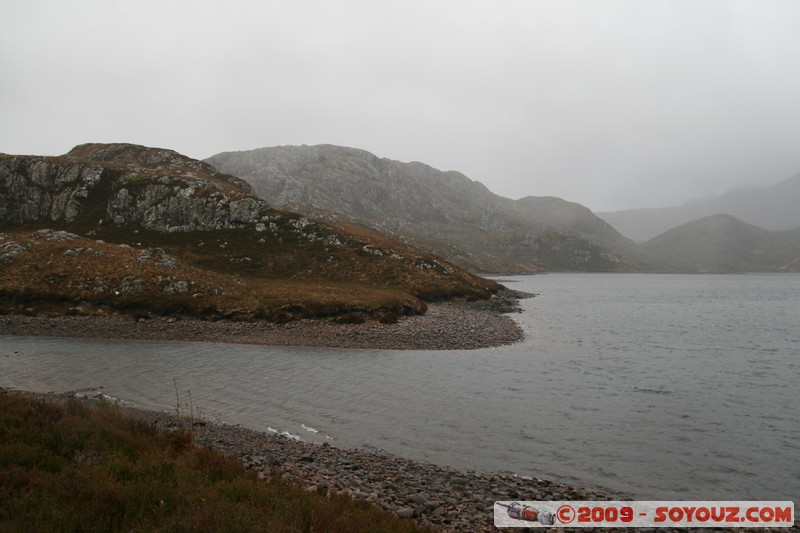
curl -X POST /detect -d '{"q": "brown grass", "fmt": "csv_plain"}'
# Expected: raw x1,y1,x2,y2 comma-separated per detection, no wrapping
0,391,438,533
0,220,495,322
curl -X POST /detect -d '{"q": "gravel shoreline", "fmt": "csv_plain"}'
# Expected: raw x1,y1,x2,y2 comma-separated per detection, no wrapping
0,289,530,351
10,390,789,533
8,389,619,532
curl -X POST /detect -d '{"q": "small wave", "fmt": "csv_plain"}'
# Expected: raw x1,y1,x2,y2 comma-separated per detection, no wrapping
570,404,601,411
70,387,129,405
97,393,126,404
266,426,302,441
632,386,674,394
301,424,319,433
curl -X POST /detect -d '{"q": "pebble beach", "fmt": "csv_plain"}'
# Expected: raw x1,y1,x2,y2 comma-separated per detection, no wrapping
0,290,528,351
8,389,619,533
10,391,790,533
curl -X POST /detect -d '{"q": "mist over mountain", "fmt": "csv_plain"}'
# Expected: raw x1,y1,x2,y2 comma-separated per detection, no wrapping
597,173,800,242
206,145,647,273
642,214,800,273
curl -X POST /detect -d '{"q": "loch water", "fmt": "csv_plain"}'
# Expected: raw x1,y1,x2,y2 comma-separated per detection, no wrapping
2,273,798,503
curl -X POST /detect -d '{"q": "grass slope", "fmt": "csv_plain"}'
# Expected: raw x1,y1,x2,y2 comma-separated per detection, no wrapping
0,391,436,533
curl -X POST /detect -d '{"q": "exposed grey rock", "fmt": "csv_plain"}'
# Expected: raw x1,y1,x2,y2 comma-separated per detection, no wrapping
43,230,79,242
138,248,176,269
163,280,189,294
107,179,268,232
0,156,105,224
0,144,276,234
0,240,26,262
395,507,415,519
118,275,145,294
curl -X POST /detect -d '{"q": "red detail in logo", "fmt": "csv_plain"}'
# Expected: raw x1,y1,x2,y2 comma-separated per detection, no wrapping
557,505,576,524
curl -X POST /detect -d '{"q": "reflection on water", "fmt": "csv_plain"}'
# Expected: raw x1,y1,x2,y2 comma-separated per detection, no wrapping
1,274,798,503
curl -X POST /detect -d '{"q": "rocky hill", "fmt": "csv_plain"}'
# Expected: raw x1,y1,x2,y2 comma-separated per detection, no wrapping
597,173,800,242
642,214,800,273
206,144,648,272
0,144,499,321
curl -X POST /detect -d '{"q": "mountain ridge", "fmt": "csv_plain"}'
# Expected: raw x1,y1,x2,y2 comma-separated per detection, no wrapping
206,144,648,273
642,213,800,273
597,173,800,242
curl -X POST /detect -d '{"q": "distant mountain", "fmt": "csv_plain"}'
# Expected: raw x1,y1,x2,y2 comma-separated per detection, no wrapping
1,143,498,321
206,145,647,273
597,173,800,242
642,214,800,273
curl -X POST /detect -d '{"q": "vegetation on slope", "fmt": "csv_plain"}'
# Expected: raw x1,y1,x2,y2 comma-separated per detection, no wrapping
0,391,436,532
0,144,499,322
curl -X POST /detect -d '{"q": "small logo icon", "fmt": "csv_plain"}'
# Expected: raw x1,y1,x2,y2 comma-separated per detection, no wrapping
498,502,556,525
557,504,576,524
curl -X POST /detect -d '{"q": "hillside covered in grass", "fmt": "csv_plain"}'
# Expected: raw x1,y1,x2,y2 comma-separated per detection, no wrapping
0,144,499,322
0,391,436,532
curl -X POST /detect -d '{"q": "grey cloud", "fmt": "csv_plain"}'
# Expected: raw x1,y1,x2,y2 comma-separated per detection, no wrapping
2,0,799,211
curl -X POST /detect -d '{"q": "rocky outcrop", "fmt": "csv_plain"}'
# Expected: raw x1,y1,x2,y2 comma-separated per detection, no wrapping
105,178,269,232
0,156,106,224
0,144,271,233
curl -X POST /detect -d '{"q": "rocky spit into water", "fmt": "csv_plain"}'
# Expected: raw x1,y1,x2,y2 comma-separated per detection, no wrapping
0,289,530,351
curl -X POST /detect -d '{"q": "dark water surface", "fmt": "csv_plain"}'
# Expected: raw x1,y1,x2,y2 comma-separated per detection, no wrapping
2,274,798,502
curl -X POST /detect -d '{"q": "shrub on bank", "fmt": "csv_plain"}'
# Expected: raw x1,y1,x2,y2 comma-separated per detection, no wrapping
0,392,436,532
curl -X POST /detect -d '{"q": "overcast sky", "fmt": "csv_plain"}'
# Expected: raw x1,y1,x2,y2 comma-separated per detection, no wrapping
2,0,799,211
